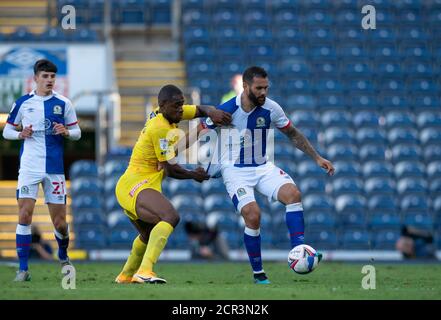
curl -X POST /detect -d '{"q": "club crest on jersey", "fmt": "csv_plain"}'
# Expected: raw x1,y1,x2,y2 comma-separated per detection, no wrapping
53,105,62,115
206,118,214,126
237,187,247,197
159,138,169,151
256,117,266,128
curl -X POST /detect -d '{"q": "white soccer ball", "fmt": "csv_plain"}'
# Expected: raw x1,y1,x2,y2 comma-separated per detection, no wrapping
288,244,322,275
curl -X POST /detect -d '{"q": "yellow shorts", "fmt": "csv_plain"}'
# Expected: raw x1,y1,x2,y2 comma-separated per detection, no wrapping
115,170,164,220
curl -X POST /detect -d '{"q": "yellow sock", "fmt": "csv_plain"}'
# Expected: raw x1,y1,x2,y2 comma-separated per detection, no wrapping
138,221,174,274
120,235,147,277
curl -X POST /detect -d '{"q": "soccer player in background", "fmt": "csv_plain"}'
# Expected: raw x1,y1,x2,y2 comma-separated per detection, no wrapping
200,66,335,284
114,84,231,284
2,59,81,282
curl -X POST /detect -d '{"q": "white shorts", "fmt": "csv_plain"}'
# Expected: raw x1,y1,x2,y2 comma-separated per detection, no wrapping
17,172,66,204
221,162,295,213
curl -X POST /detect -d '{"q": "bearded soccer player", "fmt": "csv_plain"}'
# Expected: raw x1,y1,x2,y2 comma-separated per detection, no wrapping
199,66,335,284
2,59,81,281
114,84,231,284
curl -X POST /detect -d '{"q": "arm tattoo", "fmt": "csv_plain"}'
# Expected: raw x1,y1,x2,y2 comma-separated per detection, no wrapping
284,126,320,161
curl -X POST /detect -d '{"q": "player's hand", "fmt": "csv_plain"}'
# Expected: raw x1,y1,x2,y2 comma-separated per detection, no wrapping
192,167,210,183
53,122,69,137
316,157,335,176
19,125,33,139
207,109,232,126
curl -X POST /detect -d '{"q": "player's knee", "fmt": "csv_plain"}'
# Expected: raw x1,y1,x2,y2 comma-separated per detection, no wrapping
163,210,180,227
280,185,302,204
241,204,260,228
18,208,33,224
53,217,68,233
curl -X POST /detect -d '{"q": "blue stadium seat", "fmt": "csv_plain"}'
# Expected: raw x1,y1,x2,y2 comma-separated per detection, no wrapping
367,194,397,213
321,110,351,127
332,177,363,196
362,161,393,179
109,227,138,247
356,128,386,146
103,176,120,197
71,194,102,211
67,28,99,42
172,195,203,212
107,209,132,229
243,9,271,25
317,94,346,110
339,211,367,228
337,43,367,60
391,144,421,163
387,128,418,145
403,213,434,230
396,178,427,198
182,8,207,26
335,194,366,215
407,79,439,95
341,62,372,78
201,179,226,195
416,112,441,129
347,94,377,111
385,111,415,129
432,196,441,214
306,211,337,229
69,160,98,178
302,194,333,213
38,27,67,42
332,161,360,178
327,144,358,161
204,194,235,213
168,180,201,196
308,44,337,61
214,213,240,231
289,110,319,128
427,161,441,179
306,27,335,44
220,231,242,249
297,160,327,178
374,62,403,79
400,195,429,214
368,213,401,231
183,26,209,43
341,229,371,250
412,95,441,112
104,195,121,212
403,61,435,78
274,142,296,162
364,177,395,196
313,79,343,94
324,127,354,145
274,27,305,43
213,9,240,25
75,210,106,227
359,144,386,162
104,160,128,178
273,9,298,27
371,43,401,62
429,178,441,198
70,177,101,196
394,161,425,179
311,61,338,77
305,229,339,250
77,227,107,249
420,128,441,146
379,94,411,112
373,230,400,249
299,178,326,195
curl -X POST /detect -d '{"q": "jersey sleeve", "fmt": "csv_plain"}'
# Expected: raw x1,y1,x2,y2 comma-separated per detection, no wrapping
64,100,79,127
182,104,197,120
271,102,291,129
151,127,176,162
6,101,23,126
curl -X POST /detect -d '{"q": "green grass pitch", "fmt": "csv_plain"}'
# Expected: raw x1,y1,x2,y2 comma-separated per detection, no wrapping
0,261,440,300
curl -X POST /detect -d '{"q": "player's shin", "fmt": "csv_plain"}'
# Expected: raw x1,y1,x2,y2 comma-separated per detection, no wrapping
285,203,305,248
16,224,32,271
54,224,70,262
243,227,264,273
138,221,173,274
120,235,147,277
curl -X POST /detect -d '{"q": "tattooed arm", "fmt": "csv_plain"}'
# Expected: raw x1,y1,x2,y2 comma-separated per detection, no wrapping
279,124,335,176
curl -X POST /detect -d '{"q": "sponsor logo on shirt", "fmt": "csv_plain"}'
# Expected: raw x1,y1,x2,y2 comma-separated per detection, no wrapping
159,139,169,151
129,179,149,197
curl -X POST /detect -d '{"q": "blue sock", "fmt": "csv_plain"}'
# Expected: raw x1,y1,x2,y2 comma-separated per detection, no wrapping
54,226,69,261
243,227,263,273
286,203,305,248
16,224,32,271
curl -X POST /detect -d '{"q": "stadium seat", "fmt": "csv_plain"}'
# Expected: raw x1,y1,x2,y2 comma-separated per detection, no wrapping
109,227,138,247
402,213,434,230
367,194,397,213
384,111,415,129
305,212,337,229
423,145,441,163
356,128,387,146
302,194,333,213
77,227,107,249
331,177,363,196
297,160,327,178
38,27,67,42
332,161,360,178
339,211,367,228
317,94,347,111
420,128,441,146
71,194,102,211
390,144,422,164
429,178,441,198
220,231,242,249
364,177,395,196
321,110,351,128
373,230,400,250
416,112,441,129
396,178,427,198
387,128,418,145
70,177,101,196
362,161,393,179
214,212,240,232
368,213,401,231
412,95,441,112
379,94,411,112
326,144,358,161
341,229,371,250
172,195,203,212
289,110,319,128
341,62,372,78
305,229,339,250
204,194,235,213
359,144,386,162
394,161,425,179
274,27,305,43
107,209,132,229
432,196,441,214
75,210,107,227
69,160,98,178
324,127,355,145
103,160,128,178
335,194,366,215
400,195,429,214
299,178,326,195
168,180,201,196
201,179,226,195
427,161,441,179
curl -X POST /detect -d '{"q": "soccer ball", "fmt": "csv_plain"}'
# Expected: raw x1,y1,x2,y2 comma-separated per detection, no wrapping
288,244,322,275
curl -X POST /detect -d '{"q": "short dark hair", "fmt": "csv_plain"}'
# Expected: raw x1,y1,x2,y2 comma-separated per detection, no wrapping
158,84,183,106
242,66,268,84
34,59,58,75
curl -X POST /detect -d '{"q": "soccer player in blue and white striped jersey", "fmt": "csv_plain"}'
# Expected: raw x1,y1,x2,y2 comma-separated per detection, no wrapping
2,59,81,281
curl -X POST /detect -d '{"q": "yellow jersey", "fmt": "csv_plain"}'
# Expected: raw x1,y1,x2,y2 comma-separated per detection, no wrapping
126,105,197,174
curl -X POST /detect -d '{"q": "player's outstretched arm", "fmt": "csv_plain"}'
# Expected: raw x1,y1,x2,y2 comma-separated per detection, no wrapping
161,161,210,183
195,105,232,126
280,124,335,176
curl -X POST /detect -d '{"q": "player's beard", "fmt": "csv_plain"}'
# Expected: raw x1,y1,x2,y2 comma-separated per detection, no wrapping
247,90,265,107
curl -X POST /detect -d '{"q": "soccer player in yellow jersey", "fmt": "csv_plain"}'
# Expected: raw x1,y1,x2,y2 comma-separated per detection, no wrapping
114,84,232,284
